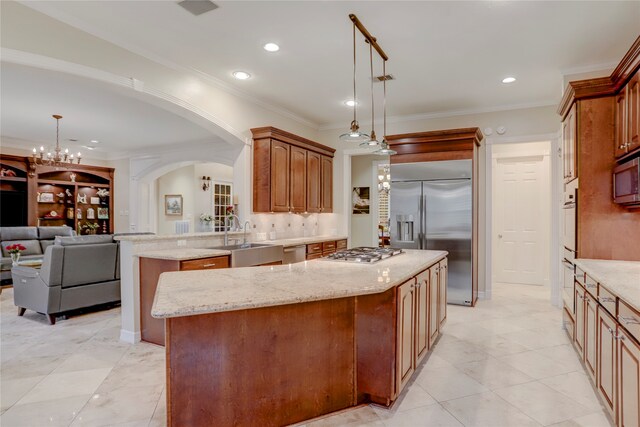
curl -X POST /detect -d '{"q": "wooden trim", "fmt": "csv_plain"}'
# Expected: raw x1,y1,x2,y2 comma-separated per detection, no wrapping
386,128,483,146
251,126,335,157
387,128,483,164
558,36,640,118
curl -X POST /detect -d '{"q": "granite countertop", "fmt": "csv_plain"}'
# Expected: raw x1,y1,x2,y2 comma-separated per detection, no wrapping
574,259,640,312
137,248,231,261
152,249,447,319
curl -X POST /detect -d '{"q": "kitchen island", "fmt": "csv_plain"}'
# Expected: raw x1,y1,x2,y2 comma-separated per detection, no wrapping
153,249,447,426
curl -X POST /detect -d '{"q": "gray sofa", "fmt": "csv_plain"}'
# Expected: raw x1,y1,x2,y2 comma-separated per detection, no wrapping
11,235,121,324
1,226,75,282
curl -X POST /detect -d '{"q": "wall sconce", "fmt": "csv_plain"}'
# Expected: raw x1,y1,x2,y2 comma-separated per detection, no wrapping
201,176,211,191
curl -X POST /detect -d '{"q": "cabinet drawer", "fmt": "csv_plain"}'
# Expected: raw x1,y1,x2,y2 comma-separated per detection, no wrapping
322,250,335,257
575,266,586,286
322,241,336,252
307,243,322,254
563,307,575,341
306,252,323,260
336,239,347,250
598,285,617,316
618,300,640,343
180,256,229,271
584,274,598,297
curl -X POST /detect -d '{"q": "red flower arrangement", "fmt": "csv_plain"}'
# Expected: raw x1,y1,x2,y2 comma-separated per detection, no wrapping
5,244,26,255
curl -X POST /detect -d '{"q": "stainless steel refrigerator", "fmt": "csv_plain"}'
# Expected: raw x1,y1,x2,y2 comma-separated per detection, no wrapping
390,160,473,306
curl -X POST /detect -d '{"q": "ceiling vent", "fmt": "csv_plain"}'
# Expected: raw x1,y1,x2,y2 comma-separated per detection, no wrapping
177,0,218,16
374,74,395,82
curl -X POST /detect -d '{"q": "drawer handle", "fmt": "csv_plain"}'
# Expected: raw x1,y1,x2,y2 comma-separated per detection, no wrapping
615,334,626,341
619,315,640,325
202,263,217,267
599,297,615,303
608,327,615,335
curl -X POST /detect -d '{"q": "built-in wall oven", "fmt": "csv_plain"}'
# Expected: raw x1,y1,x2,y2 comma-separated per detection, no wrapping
562,180,578,315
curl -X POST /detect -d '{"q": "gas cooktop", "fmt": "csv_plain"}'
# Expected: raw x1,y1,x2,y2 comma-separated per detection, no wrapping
325,247,404,264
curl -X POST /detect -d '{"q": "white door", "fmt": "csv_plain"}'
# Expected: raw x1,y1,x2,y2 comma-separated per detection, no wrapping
493,154,550,285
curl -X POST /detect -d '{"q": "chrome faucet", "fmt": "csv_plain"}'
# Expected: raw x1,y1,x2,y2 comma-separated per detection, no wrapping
242,220,251,246
224,215,240,246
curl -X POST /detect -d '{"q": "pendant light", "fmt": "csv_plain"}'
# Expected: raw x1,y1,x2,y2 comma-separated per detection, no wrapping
360,42,381,147
373,60,397,156
339,22,369,143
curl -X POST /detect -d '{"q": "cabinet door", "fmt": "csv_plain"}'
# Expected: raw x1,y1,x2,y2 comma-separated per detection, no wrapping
396,278,415,394
270,140,290,212
574,283,585,358
289,145,307,213
563,104,577,182
306,151,322,213
618,329,640,427
628,71,640,153
438,260,447,330
615,90,628,158
414,270,429,365
597,307,617,420
584,292,597,381
320,155,333,213
428,266,439,348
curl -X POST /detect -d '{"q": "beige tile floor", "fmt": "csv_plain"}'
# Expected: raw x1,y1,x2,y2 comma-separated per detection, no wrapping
0,283,613,427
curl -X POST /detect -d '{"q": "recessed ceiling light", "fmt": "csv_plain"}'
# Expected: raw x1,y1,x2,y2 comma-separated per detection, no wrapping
82,145,96,151
263,43,280,52
344,100,358,107
90,140,100,144
502,77,516,84
232,71,251,80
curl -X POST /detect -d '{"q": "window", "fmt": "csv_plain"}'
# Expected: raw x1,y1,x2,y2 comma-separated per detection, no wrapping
213,182,233,232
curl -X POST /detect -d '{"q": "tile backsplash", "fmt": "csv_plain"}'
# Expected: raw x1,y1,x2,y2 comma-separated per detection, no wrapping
250,213,340,240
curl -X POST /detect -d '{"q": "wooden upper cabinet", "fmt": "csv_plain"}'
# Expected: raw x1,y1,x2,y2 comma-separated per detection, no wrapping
290,145,307,213
321,155,333,213
615,90,628,158
563,103,577,182
271,140,291,212
251,127,334,213
307,151,322,213
627,70,640,153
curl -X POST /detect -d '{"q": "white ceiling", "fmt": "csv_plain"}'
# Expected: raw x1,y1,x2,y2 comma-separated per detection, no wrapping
20,0,640,127
0,62,216,154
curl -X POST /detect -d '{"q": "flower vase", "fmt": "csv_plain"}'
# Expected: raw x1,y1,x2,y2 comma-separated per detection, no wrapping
10,253,20,266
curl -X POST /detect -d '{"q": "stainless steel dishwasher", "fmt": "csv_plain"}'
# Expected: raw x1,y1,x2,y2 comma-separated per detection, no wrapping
282,245,306,264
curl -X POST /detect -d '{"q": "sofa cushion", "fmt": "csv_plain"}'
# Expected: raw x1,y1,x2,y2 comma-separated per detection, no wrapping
0,227,38,241
61,243,118,288
55,235,114,246
40,240,55,252
2,240,42,257
38,226,74,240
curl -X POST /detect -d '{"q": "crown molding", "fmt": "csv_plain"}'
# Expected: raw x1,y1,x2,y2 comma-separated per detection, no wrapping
560,61,618,77
317,100,558,131
18,1,320,131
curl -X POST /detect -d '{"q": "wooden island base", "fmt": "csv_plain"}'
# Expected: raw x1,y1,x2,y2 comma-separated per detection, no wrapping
160,254,448,426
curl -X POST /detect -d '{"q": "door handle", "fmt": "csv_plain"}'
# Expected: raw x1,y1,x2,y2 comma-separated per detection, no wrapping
498,234,503,239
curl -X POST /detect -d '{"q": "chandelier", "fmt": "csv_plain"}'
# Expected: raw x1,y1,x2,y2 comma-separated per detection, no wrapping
32,115,81,167
378,164,391,193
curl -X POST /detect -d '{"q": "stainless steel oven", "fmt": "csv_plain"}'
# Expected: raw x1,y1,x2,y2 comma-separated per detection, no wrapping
613,158,640,205
562,180,578,315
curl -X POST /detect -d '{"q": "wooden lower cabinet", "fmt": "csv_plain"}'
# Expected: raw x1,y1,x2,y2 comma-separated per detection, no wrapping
438,259,448,329
140,255,230,346
428,266,439,348
598,307,618,420
396,278,416,393
575,283,586,357
414,270,429,365
618,329,640,427
584,292,598,381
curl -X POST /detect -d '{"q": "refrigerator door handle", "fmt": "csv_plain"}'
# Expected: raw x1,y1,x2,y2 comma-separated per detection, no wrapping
418,192,423,249
422,194,428,249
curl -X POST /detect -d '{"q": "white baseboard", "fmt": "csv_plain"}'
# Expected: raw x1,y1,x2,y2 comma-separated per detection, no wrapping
477,290,492,300
120,329,141,344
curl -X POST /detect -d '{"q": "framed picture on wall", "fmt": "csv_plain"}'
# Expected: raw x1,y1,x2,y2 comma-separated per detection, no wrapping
97,208,109,219
165,194,183,216
352,187,370,214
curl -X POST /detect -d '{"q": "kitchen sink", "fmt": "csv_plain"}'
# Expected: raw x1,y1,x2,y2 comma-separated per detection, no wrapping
209,243,284,267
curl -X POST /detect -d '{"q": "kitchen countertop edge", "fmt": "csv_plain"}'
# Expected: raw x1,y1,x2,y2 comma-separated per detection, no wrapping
574,258,640,312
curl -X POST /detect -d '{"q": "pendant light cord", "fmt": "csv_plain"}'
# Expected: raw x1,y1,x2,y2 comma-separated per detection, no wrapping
352,23,357,124
383,60,386,141
369,42,375,138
